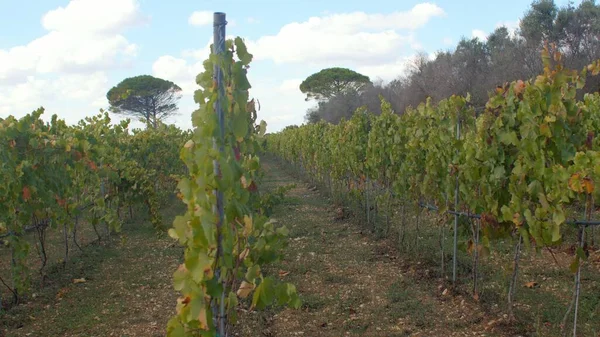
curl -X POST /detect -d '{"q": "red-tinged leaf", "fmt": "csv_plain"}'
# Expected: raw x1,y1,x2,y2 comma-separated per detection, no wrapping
481,213,498,229
87,160,98,171
55,195,67,207
247,181,258,192
514,80,526,97
586,131,594,149
466,239,474,254
234,145,241,161
22,186,31,201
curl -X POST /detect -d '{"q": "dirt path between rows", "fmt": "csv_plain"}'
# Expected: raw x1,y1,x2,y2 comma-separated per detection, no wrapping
235,158,513,337
2,158,523,337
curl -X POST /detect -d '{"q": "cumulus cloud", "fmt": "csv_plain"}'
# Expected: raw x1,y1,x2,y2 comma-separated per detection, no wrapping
152,55,204,94
42,0,147,34
188,11,213,26
245,3,445,66
0,0,145,125
470,20,520,44
278,79,303,93
496,20,520,37
471,29,487,41
152,34,238,95
0,72,109,123
151,3,445,131
248,76,311,132
0,0,144,85
357,56,415,83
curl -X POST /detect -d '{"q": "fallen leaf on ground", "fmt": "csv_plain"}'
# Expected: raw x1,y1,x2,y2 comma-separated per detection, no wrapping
524,281,538,288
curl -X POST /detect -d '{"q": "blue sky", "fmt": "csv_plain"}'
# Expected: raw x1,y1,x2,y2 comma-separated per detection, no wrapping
0,0,572,132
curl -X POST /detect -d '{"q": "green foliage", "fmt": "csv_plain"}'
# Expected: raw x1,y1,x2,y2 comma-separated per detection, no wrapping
0,107,188,301
258,184,296,217
269,50,600,259
106,75,182,128
166,38,299,336
299,67,371,101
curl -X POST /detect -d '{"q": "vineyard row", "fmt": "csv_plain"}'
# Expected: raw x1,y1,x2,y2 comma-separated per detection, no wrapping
266,48,600,335
0,110,189,309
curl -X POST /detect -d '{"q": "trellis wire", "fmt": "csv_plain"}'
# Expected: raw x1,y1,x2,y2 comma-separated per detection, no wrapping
278,152,598,335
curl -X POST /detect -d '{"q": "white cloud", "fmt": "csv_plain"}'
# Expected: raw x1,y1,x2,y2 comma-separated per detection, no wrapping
495,20,520,37
357,56,414,83
150,53,312,131
0,0,145,127
0,0,143,85
278,79,302,93
150,4,445,132
250,31,412,65
247,17,260,24
442,37,453,46
152,34,236,95
246,3,445,66
42,0,147,34
470,20,520,44
189,11,213,26
249,76,311,131
0,73,109,123
152,55,204,94
471,29,487,41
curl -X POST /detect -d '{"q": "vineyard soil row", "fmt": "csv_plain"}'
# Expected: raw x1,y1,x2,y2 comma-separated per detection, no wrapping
4,157,598,336
0,199,183,337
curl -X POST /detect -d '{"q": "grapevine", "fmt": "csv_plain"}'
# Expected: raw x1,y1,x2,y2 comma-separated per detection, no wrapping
166,35,299,337
267,49,600,330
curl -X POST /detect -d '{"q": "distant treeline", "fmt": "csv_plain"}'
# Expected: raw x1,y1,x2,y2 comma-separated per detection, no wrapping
307,0,600,123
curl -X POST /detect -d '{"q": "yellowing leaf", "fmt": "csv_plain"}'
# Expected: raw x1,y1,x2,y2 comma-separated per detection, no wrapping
569,173,583,193
198,307,209,330
239,247,250,261
73,278,86,284
583,177,594,194
524,281,538,289
466,239,474,254
237,281,254,298
512,213,523,227
168,228,179,239
243,215,253,236
538,193,550,210
540,123,552,137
